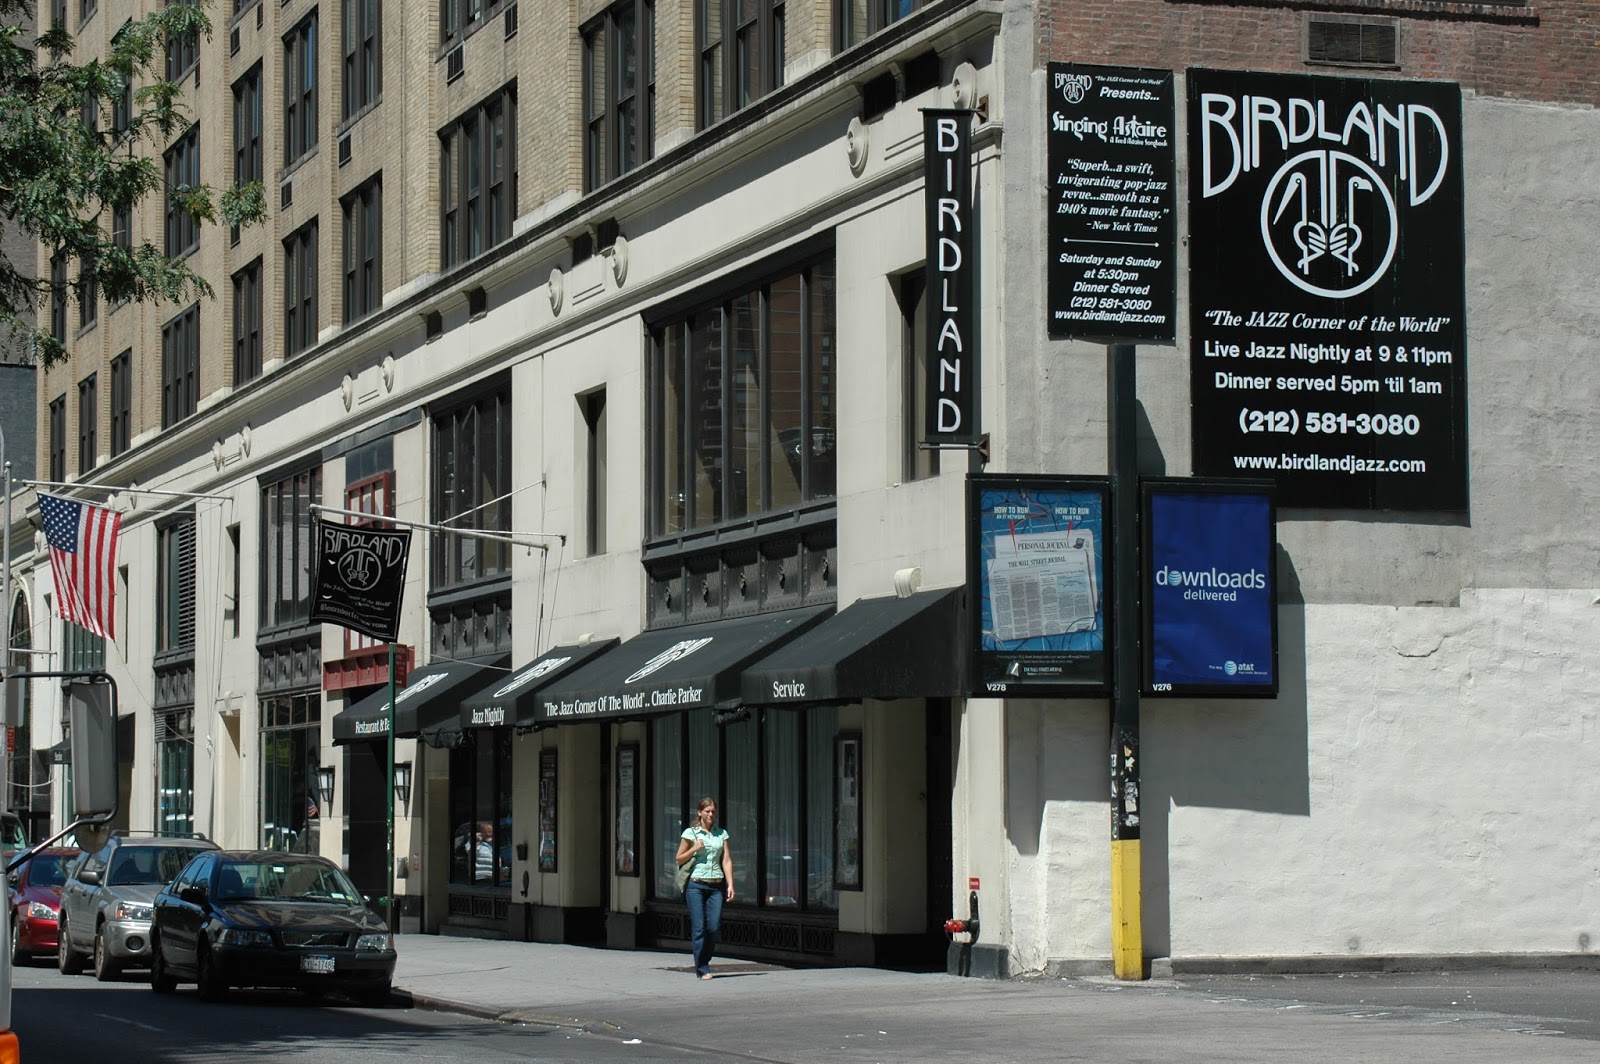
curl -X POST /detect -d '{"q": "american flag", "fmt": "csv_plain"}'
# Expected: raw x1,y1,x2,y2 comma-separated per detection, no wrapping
37,493,122,641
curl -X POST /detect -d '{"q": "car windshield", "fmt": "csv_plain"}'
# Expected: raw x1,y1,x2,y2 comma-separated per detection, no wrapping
216,860,362,904
25,854,74,887
106,846,193,886
1,815,25,849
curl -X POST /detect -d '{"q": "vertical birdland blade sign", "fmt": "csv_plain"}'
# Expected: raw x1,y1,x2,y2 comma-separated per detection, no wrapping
924,109,979,444
310,517,412,642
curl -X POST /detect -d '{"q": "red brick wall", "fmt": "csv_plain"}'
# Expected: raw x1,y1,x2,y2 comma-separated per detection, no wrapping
1038,0,1597,107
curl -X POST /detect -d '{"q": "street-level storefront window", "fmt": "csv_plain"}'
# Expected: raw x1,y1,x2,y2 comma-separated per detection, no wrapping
260,691,320,852
448,728,511,886
650,705,837,910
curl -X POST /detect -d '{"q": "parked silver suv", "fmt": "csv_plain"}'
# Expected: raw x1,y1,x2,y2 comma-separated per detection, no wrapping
58,832,218,980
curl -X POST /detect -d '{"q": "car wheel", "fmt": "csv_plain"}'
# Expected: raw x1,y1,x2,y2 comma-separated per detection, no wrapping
57,914,84,975
9,915,27,968
196,943,227,1003
93,923,121,981
149,934,176,994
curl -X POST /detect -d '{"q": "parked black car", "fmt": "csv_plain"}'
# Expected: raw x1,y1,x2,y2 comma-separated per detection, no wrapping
149,850,395,1005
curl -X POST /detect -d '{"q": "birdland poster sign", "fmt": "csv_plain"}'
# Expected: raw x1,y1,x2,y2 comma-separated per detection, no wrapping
924,109,979,444
1187,70,1467,511
309,518,412,643
1046,63,1176,343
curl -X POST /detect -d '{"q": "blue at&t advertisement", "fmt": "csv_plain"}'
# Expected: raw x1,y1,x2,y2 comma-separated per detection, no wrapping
1143,482,1278,697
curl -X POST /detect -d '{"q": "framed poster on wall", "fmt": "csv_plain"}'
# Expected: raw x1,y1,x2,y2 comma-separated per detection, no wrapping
538,748,557,873
834,732,862,890
615,742,639,876
968,474,1112,697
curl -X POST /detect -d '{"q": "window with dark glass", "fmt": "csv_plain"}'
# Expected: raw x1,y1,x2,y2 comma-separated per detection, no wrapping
156,515,196,655
342,176,381,323
233,258,262,383
48,396,65,483
583,0,654,192
110,350,131,456
649,706,837,909
61,616,105,671
284,12,318,166
440,85,516,269
431,387,511,589
161,303,199,427
698,0,784,128
836,0,927,51
260,692,320,852
260,465,322,631
649,256,835,535
77,374,97,474
342,0,381,119
165,0,199,82
78,254,97,331
49,253,67,343
157,708,194,835
112,62,131,141
448,730,512,886
584,389,607,555
898,272,937,481
440,0,510,48
164,125,200,257
233,66,262,243
81,87,99,137
51,0,65,30
283,220,318,357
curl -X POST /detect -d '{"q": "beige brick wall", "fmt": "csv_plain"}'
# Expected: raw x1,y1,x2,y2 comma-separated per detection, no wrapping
38,0,835,477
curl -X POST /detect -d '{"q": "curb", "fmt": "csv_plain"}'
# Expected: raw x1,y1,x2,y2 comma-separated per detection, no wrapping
397,988,622,1034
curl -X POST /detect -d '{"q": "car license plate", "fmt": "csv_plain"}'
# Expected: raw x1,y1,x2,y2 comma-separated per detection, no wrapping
300,955,336,974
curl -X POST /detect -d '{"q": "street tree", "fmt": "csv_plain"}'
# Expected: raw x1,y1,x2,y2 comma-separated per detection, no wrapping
0,0,262,367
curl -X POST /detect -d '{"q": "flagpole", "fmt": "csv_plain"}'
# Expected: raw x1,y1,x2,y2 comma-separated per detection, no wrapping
386,640,397,935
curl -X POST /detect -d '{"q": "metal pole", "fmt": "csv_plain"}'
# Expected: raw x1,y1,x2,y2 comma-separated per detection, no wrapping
1108,342,1144,980
385,641,397,933
0,430,11,1037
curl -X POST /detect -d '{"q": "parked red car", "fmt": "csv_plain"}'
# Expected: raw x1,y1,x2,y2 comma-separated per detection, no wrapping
9,847,79,965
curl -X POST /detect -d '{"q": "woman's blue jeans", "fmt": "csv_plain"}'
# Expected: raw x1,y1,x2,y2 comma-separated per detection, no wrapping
685,879,725,975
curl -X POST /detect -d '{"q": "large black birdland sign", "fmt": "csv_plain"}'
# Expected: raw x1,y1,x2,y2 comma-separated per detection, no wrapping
1187,70,1467,512
309,518,412,643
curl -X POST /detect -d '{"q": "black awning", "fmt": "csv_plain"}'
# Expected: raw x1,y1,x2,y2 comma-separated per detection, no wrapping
740,587,965,706
457,639,621,732
533,606,833,725
332,655,509,744
49,740,70,766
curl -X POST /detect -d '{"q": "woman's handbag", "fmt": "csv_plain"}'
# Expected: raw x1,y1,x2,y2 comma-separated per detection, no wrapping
674,852,692,894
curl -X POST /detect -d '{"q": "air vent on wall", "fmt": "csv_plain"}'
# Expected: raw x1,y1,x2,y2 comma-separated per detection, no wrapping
505,3,518,39
902,49,942,100
338,134,351,166
230,27,240,55
860,71,897,122
467,286,488,318
446,45,464,83
280,178,293,209
425,310,443,341
1307,16,1397,67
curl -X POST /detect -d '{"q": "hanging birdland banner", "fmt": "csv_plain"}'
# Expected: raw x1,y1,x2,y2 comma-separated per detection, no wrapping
309,517,412,642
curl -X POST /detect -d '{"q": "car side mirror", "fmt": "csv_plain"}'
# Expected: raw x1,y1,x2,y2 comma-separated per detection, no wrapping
78,869,100,886
6,874,16,889
179,886,204,905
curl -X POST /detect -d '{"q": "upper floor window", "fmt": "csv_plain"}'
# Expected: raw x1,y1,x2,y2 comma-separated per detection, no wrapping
649,254,836,536
78,254,98,331
440,85,516,269
161,303,199,428
583,0,654,192
48,396,66,483
698,0,784,129
284,220,319,357
165,1,199,82
260,465,322,631
284,12,319,166
156,514,196,656
234,65,263,194
836,0,927,51
341,175,381,323
78,373,97,474
51,0,65,31
109,350,131,457
440,0,510,48
431,386,511,589
49,253,67,343
164,126,200,257
233,258,263,384
343,0,381,119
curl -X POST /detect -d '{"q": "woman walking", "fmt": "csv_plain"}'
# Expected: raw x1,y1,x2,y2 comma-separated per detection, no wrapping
676,797,734,979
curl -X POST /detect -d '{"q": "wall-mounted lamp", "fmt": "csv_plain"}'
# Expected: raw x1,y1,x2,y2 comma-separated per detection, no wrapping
317,765,336,809
393,761,413,807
